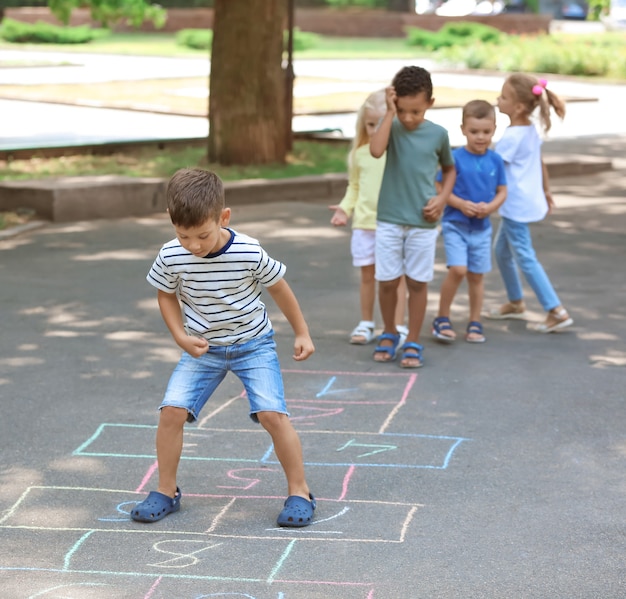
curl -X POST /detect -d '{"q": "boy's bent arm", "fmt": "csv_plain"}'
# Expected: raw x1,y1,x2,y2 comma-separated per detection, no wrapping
370,111,394,158
486,184,507,214
266,279,315,361
424,164,456,222
157,289,208,357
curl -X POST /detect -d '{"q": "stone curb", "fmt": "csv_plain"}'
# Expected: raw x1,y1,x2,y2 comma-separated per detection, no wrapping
0,156,613,227
0,220,48,240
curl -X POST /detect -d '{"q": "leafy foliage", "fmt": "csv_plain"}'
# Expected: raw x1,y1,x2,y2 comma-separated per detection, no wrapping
438,32,626,78
406,22,502,50
175,28,213,50
0,18,108,43
47,0,166,28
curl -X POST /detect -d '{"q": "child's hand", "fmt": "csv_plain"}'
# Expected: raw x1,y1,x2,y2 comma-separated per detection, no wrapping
423,196,445,222
473,202,490,219
329,205,348,226
179,335,209,358
460,201,479,218
293,334,315,362
384,86,397,114
545,191,555,215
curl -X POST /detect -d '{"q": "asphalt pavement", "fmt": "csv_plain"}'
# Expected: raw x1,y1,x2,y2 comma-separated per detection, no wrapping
1,130,625,597
1,46,626,599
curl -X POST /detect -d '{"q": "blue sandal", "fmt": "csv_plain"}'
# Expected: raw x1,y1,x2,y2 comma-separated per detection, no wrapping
432,316,456,343
400,342,424,369
465,321,486,343
373,332,402,362
131,487,181,522
277,493,316,527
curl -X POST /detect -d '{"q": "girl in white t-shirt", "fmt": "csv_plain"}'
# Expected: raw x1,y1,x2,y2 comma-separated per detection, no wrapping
487,73,573,333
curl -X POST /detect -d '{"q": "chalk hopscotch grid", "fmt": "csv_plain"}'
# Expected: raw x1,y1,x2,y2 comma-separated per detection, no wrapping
1,368,468,596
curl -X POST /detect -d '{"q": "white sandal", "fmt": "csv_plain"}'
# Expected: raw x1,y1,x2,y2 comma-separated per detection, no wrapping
530,308,573,333
350,320,375,345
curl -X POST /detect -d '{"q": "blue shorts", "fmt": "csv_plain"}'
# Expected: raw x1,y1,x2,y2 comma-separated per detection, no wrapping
442,220,492,274
160,333,287,423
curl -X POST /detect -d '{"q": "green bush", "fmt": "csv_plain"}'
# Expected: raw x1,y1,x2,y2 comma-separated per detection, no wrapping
0,18,107,44
406,21,502,50
285,27,320,51
437,33,623,78
175,28,212,50
176,27,319,52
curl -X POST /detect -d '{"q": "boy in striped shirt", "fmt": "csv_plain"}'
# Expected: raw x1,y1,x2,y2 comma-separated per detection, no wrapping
131,168,316,527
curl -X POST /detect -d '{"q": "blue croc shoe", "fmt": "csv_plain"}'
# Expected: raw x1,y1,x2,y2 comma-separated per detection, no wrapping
131,487,181,523
277,493,316,527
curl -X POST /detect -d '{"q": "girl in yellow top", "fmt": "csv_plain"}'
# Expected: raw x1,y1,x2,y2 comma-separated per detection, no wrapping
330,89,407,345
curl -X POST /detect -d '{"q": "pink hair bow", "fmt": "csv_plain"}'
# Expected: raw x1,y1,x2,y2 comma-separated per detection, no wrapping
532,78,548,96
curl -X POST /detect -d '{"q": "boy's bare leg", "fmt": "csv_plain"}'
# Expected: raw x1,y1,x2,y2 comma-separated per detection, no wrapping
257,412,310,499
467,272,484,324
360,264,376,323
435,266,466,340
374,277,401,361
401,278,428,367
395,276,408,327
466,272,486,342
155,406,187,497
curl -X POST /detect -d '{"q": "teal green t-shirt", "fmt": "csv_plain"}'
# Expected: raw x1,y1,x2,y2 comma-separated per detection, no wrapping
377,118,454,229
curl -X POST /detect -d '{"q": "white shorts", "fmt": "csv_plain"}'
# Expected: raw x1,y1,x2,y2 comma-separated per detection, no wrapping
375,221,439,283
351,229,376,267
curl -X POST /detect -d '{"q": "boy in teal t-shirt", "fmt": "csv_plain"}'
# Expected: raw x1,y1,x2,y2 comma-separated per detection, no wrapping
370,65,456,368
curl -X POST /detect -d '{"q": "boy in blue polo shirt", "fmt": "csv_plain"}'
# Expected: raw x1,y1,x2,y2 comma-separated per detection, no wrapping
432,100,507,344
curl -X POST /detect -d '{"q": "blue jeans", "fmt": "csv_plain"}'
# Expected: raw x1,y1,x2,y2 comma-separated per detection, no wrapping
160,333,287,423
494,217,560,311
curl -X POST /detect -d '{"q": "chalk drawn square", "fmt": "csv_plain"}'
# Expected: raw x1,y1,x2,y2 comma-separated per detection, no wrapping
74,424,275,464
195,370,417,432
0,529,79,569
295,431,468,470
145,578,376,599
0,570,137,599
66,532,293,581
0,486,241,534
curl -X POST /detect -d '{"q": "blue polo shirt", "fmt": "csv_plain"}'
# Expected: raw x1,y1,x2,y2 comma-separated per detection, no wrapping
440,147,506,231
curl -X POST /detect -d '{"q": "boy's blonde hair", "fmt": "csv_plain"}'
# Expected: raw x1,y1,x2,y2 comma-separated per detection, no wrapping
166,168,225,229
505,73,566,133
349,89,386,166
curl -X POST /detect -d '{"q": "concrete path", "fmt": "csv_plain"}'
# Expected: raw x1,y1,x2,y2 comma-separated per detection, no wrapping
1,52,625,149
0,131,625,597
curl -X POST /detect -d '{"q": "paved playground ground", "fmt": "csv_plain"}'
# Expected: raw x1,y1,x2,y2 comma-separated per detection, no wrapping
1,132,625,598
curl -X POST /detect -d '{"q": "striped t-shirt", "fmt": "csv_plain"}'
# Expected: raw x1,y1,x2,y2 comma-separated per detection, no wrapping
147,228,286,345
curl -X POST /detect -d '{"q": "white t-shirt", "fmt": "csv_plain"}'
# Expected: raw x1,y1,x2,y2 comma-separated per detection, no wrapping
496,125,548,223
147,228,285,345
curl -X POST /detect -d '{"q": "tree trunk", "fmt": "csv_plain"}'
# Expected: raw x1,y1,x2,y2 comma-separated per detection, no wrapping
209,0,288,165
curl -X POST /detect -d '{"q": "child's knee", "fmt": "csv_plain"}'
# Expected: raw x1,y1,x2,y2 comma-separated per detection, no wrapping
159,406,189,428
405,277,427,293
256,410,290,431
448,265,467,279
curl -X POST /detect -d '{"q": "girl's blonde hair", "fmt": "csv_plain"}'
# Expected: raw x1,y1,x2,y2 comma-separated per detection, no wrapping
505,73,566,134
349,89,386,166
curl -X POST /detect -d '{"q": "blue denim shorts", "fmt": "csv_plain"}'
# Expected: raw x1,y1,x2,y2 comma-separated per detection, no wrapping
442,220,492,274
160,333,287,423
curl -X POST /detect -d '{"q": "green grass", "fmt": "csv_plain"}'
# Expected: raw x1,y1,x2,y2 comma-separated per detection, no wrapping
0,140,351,183
0,31,425,59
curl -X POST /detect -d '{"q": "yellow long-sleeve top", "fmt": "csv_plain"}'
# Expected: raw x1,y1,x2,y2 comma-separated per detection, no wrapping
337,144,386,231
